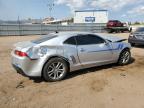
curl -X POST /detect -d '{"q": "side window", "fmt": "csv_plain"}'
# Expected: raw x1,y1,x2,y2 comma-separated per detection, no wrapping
76,34,105,45
63,36,76,45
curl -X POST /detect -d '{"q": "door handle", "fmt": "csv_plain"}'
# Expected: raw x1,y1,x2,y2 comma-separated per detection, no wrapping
80,48,85,52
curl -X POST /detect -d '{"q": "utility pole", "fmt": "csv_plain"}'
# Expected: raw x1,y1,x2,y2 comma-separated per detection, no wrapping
47,0,55,18
17,16,21,35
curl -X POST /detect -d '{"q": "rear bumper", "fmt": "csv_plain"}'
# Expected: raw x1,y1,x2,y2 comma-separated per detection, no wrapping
12,64,28,77
11,52,44,77
128,37,144,45
11,62,42,77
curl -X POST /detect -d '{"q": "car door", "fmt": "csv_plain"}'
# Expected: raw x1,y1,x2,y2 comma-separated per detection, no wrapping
76,34,113,67
63,36,82,71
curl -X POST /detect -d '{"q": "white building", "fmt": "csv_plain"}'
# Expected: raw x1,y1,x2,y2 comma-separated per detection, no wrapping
74,10,108,24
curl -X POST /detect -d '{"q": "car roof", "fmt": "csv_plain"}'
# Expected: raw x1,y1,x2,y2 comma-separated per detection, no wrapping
108,20,119,22
48,32,115,40
50,31,93,37
38,32,95,45
38,32,124,45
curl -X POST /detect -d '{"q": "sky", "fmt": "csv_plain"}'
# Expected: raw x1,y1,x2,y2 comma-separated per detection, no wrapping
0,0,144,22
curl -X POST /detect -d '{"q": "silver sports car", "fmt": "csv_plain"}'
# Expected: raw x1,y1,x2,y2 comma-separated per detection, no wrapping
11,32,131,81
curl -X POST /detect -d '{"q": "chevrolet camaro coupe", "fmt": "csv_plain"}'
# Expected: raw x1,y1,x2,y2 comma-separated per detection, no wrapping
11,32,131,81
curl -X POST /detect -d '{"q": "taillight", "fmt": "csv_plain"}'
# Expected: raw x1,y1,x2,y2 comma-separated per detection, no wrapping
15,50,27,57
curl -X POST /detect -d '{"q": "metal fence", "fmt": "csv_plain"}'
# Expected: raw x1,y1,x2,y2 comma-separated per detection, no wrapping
0,23,106,36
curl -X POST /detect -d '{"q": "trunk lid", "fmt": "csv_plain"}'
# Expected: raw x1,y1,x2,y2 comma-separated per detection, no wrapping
14,41,36,51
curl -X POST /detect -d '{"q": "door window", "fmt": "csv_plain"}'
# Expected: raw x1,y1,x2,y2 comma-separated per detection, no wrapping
76,34,105,45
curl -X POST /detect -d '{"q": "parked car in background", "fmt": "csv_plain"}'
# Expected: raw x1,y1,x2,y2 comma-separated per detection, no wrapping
107,20,124,28
106,20,132,33
11,32,131,82
128,27,144,46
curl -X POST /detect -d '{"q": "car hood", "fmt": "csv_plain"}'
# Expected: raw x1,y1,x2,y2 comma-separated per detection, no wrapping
99,34,127,42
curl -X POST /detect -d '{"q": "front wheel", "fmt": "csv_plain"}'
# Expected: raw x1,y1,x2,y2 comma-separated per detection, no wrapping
42,58,69,82
118,49,131,66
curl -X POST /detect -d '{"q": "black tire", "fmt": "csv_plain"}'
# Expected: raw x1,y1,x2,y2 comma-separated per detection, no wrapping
108,29,113,33
118,49,131,66
130,43,135,46
42,58,69,82
121,30,124,33
115,29,120,33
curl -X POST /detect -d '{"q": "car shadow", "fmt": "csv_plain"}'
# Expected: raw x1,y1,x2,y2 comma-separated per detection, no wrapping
28,57,135,83
132,45,144,48
64,57,135,80
29,77,44,83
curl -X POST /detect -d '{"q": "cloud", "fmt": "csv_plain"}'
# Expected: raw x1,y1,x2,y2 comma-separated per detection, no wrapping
128,5,144,15
89,0,144,11
55,0,86,11
121,14,126,17
55,0,144,22
55,0,144,11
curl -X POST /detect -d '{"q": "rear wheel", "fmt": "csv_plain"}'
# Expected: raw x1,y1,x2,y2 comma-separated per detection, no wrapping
118,49,131,66
107,29,113,33
43,58,68,82
115,29,120,33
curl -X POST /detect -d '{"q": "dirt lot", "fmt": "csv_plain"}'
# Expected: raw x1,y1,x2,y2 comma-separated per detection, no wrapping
0,33,144,108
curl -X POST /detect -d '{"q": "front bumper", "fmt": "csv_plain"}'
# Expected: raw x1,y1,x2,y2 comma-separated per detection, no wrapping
128,37,144,45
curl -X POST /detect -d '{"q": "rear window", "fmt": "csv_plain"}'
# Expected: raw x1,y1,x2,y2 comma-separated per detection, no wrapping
135,27,144,32
32,34,57,44
64,36,76,45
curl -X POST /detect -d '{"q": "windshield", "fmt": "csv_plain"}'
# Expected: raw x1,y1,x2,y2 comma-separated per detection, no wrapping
135,27,144,32
31,34,58,44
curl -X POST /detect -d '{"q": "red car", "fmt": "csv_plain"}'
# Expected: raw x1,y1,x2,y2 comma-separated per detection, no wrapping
106,20,132,33
107,20,124,28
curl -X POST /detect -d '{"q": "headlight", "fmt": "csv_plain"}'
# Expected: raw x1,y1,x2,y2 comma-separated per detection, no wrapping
27,46,48,59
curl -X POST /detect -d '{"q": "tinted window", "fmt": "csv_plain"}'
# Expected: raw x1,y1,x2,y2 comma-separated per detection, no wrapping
76,34,105,45
135,27,144,32
32,35,57,44
64,36,76,45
